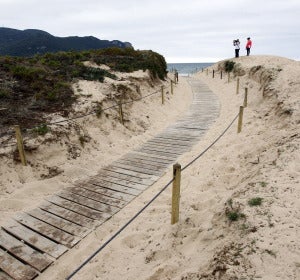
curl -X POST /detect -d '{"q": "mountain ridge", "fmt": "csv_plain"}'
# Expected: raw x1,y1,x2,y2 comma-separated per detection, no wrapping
0,27,133,56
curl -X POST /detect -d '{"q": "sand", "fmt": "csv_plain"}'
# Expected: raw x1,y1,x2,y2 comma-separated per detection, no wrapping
1,55,299,279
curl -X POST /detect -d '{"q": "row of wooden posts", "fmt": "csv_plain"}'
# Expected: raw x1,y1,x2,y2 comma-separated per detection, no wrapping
171,69,247,224
13,75,179,167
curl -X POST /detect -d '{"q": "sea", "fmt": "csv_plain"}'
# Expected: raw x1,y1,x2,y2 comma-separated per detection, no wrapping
167,62,214,76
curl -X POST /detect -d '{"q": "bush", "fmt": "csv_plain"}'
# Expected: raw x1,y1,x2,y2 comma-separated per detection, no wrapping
224,60,235,72
248,197,263,207
33,124,49,135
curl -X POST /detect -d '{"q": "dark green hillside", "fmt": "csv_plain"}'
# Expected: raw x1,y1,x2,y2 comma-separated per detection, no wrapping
0,28,132,57
0,48,167,130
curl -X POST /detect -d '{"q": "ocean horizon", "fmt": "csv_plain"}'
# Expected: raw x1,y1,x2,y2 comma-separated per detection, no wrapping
167,62,214,76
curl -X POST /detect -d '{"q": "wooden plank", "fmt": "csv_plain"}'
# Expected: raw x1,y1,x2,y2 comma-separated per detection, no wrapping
46,195,110,222
127,152,174,163
155,134,198,142
14,213,80,249
140,143,187,154
27,208,90,238
116,157,169,170
98,169,153,186
103,166,158,184
119,153,172,168
57,191,119,214
144,139,191,149
138,147,180,158
0,229,52,272
111,161,163,177
39,202,99,229
92,173,147,190
67,186,127,208
2,220,67,259
88,177,142,196
0,248,37,280
147,138,192,147
0,271,13,280
74,181,135,202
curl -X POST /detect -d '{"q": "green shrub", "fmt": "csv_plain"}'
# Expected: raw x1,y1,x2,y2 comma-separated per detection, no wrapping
248,197,263,207
33,124,49,135
224,60,235,72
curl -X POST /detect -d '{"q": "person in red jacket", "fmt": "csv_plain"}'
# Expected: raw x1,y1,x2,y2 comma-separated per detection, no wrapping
246,37,252,56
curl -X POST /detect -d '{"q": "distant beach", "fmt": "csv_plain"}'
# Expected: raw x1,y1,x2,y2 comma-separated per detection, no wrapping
167,62,213,76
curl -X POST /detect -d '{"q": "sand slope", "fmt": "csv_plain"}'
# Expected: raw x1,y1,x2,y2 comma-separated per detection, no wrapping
1,55,299,279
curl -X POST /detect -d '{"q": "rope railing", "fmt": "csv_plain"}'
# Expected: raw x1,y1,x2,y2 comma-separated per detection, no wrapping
0,78,174,141
0,78,176,162
65,112,240,279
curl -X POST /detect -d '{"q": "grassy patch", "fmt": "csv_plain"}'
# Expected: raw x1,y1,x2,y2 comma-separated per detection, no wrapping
33,124,49,135
224,60,235,72
248,197,263,207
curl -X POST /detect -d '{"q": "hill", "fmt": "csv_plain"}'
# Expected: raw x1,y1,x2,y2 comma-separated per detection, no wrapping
0,47,167,131
0,27,132,56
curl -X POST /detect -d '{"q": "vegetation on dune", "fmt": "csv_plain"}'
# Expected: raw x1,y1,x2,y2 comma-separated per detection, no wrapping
0,48,167,129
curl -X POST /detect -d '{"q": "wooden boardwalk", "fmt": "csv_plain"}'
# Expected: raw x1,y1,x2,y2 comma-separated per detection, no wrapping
0,79,219,280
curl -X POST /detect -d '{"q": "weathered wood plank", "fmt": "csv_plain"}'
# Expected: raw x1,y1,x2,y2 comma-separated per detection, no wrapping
46,195,110,222
116,157,169,171
14,213,80,249
155,133,198,142
111,161,163,177
140,143,187,153
118,154,170,169
0,229,52,272
27,208,90,238
138,147,180,158
127,152,173,163
144,138,191,148
124,152,173,165
103,166,159,183
98,169,153,186
147,138,192,147
0,248,38,280
57,191,119,215
67,186,127,208
2,220,67,259
88,177,142,196
39,202,99,229
74,181,135,202
0,271,14,280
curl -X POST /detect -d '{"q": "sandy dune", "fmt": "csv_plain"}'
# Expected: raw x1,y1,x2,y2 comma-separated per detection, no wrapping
1,55,299,279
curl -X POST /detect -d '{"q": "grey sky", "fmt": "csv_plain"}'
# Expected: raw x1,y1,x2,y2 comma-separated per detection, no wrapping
1,0,299,62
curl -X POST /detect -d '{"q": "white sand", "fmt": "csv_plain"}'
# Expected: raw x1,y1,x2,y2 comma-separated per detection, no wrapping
1,55,299,279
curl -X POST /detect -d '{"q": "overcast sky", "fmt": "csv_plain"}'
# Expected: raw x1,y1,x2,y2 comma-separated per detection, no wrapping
1,0,299,62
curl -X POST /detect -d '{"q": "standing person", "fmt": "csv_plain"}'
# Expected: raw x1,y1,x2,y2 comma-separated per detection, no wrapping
233,39,240,58
246,37,252,56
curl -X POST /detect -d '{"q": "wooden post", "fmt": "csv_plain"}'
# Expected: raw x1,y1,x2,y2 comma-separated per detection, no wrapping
118,101,124,125
171,163,181,225
14,125,27,166
237,106,244,133
206,68,208,76
236,78,240,94
220,71,223,79
174,73,177,84
244,88,248,108
171,80,174,95
228,72,230,83
161,86,165,105
212,70,215,78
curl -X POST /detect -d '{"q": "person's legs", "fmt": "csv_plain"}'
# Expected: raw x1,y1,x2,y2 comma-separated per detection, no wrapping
247,48,250,56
